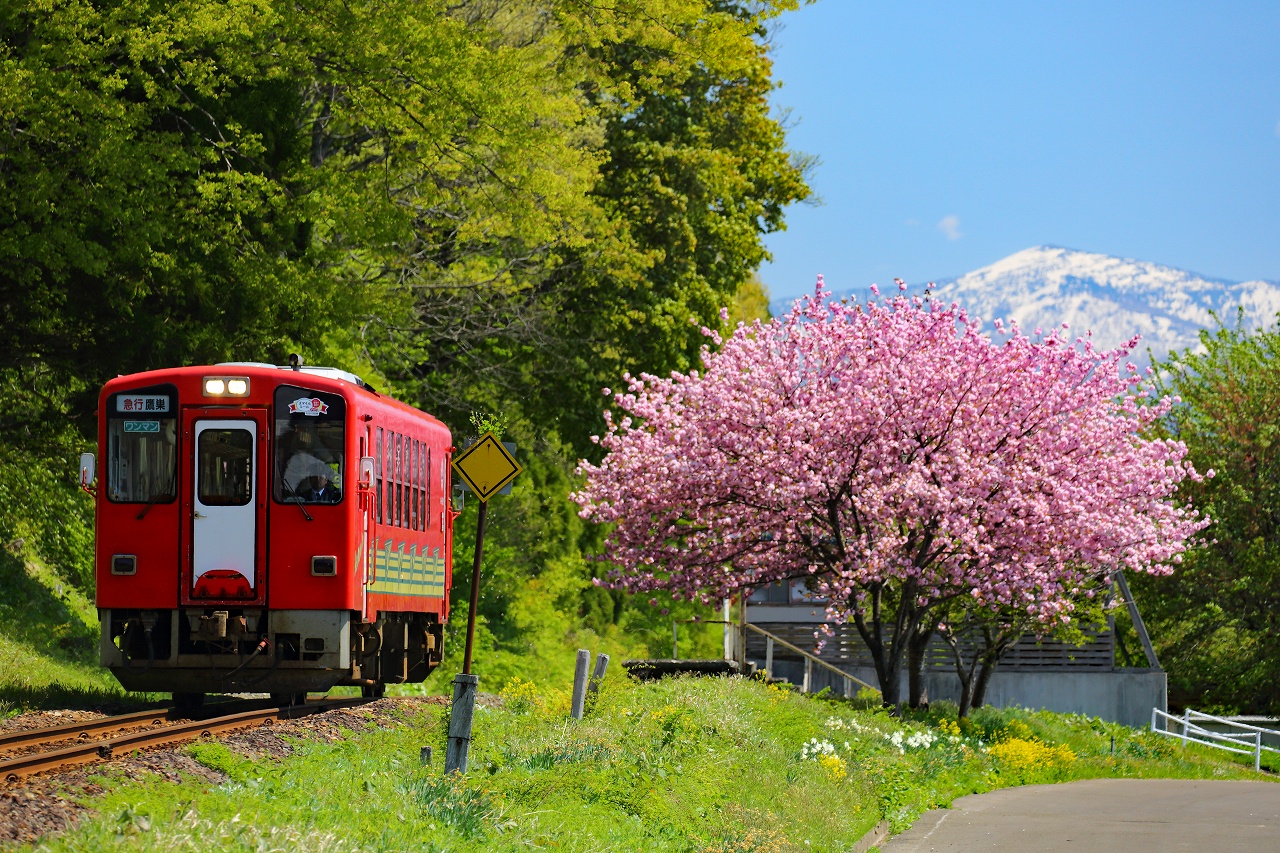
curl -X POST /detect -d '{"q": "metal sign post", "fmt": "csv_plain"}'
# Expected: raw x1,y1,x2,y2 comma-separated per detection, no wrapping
463,499,487,675
444,432,521,773
451,432,522,674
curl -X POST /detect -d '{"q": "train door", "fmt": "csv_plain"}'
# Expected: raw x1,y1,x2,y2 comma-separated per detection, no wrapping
183,412,268,604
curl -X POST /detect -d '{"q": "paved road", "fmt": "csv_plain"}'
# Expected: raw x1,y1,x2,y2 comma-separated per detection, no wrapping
878,779,1280,852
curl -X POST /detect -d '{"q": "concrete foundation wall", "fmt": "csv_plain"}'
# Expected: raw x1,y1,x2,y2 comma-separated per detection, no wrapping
760,659,1165,729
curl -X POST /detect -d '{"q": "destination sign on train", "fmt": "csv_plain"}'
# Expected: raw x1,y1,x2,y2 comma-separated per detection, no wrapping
116,395,170,413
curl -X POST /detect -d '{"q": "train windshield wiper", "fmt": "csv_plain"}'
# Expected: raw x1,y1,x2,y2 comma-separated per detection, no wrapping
280,478,313,522
135,487,172,520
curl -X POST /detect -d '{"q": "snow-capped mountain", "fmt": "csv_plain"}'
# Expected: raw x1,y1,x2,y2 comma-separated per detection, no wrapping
929,246,1280,360
794,247,1280,362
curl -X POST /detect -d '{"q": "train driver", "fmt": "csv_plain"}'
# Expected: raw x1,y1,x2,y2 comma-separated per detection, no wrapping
303,472,341,503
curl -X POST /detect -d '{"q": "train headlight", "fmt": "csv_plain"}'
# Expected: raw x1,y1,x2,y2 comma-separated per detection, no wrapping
203,376,250,397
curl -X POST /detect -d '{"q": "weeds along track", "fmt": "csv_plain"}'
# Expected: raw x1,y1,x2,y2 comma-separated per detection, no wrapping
0,697,369,782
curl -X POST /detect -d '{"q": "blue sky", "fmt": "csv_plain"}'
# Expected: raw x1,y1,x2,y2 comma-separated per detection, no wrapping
759,1,1280,303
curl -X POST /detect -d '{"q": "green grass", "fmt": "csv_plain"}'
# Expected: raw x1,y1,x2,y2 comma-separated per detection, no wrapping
0,550,132,715
0,538,1268,851
25,675,1271,853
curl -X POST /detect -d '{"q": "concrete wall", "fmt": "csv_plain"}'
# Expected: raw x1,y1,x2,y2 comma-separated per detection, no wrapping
760,659,1165,730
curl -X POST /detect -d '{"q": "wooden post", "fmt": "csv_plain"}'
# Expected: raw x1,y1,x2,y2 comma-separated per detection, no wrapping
588,653,610,698
444,673,479,773
570,649,590,720
462,501,488,675
764,636,774,680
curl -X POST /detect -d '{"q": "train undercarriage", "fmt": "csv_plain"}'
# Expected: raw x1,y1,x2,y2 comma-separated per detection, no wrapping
100,607,444,705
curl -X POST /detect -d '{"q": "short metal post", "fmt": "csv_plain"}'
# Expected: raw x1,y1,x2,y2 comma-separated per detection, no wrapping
445,673,479,773
735,595,747,667
765,637,774,680
587,653,610,699
722,598,732,660
571,649,590,720
1256,732,1262,773
844,675,853,699
1183,708,1190,746
803,657,812,694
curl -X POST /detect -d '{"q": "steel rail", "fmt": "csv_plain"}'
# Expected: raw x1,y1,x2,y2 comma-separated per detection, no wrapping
0,697,369,782
0,708,176,754
0,697,289,755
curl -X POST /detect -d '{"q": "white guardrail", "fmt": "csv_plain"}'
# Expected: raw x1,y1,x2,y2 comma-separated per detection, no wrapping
1151,708,1280,772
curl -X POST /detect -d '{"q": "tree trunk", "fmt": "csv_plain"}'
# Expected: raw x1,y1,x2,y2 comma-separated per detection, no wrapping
970,658,998,709
971,625,1022,709
878,658,902,711
907,624,935,708
957,670,978,719
939,626,981,718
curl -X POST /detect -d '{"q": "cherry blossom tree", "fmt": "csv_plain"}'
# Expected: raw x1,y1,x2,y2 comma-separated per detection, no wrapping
573,280,1209,705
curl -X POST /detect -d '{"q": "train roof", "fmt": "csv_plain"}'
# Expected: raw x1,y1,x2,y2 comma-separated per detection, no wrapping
101,363,449,430
215,362,372,390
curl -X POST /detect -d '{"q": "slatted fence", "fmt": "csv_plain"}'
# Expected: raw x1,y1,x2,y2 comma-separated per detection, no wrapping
745,622,1115,672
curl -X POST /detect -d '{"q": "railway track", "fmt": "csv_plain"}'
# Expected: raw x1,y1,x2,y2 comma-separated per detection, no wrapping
0,696,369,782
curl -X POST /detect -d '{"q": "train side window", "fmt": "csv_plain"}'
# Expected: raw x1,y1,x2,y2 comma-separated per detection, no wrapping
417,441,426,532
425,447,433,529
375,427,384,524
394,432,404,528
405,437,412,531
384,430,394,526
391,432,401,525
394,435,404,527
411,439,421,530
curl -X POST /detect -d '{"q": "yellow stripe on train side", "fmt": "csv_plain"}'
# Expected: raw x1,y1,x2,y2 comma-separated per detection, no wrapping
369,540,446,598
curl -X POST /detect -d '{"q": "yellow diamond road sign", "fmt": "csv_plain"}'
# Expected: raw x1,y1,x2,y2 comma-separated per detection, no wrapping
452,432,522,502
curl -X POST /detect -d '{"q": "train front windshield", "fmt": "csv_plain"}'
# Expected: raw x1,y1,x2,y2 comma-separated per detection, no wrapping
105,387,178,504
273,385,346,503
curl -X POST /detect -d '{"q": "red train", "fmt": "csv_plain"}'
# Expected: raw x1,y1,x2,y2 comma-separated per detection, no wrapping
79,361,455,706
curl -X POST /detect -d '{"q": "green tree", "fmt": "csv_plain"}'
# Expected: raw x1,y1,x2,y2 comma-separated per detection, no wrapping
1,0,600,425
0,0,812,673
373,1,812,450
729,273,774,327
1133,318,1280,713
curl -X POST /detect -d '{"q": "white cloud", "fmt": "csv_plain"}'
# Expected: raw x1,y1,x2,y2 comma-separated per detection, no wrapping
937,214,962,241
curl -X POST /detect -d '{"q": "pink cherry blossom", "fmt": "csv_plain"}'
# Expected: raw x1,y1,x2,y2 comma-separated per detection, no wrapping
572,279,1207,700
